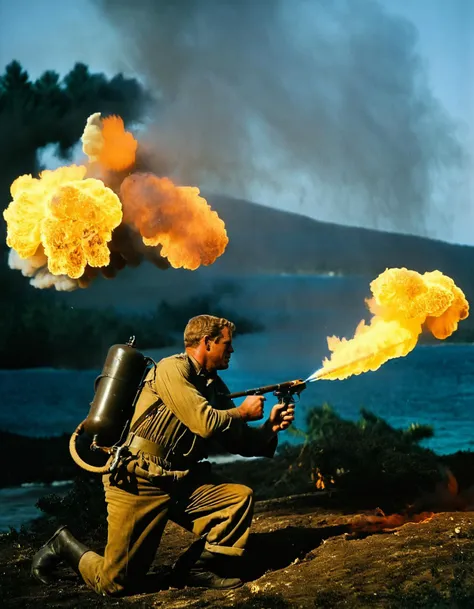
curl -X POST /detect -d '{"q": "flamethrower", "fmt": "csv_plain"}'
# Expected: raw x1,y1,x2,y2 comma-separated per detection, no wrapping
227,379,307,409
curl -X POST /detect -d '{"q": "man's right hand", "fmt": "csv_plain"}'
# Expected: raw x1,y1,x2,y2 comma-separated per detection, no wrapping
237,395,265,421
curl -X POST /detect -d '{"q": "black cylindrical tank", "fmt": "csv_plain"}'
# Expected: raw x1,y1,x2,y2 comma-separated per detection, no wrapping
84,337,149,447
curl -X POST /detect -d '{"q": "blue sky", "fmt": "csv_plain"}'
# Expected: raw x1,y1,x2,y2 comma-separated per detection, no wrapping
386,1,472,130
0,0,472,245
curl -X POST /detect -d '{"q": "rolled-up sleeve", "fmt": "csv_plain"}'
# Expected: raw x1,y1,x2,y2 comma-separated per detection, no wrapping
154,357,240,439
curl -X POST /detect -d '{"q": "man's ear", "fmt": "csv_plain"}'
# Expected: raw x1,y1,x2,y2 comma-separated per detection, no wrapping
204,335,212,351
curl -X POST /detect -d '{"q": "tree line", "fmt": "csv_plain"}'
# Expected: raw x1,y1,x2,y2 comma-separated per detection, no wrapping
0,61,259,368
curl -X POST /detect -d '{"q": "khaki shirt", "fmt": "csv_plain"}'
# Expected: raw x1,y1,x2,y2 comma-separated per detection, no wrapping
129,353,277,476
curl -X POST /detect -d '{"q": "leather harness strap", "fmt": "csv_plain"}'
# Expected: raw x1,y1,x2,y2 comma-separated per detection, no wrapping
128,435,169,459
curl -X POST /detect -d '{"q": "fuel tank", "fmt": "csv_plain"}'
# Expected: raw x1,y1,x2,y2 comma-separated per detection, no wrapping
84,337,150,446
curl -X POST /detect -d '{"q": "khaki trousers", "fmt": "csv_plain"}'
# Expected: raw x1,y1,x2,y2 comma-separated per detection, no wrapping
78,465,254,596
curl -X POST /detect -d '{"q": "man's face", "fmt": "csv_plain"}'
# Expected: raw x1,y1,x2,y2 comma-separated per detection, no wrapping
207,326,234,371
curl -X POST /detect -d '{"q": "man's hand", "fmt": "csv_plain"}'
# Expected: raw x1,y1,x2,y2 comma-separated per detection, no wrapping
237,395,265,421
268,403,295,433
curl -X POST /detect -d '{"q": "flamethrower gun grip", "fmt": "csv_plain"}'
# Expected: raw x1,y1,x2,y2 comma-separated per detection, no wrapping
273,381,306,412
274,391,294,409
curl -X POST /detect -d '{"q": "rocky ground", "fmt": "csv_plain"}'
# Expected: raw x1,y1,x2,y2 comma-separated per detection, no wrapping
3,413,474,608
2,491,474,609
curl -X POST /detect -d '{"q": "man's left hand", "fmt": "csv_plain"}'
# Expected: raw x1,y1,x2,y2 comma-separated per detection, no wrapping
268,403,295,433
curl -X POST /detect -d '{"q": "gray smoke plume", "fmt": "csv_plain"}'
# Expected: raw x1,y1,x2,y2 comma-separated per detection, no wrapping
95,0,463,237
8,248,79,291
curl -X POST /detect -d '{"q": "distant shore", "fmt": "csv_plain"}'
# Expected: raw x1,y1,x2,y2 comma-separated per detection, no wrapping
2,340,474,373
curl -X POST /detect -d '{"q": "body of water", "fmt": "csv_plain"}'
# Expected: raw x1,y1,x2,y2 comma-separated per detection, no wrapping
0,482,73,534
1,273,473,531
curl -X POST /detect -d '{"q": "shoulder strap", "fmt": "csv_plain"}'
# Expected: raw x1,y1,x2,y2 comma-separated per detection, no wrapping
129,359,162,434
130,353,191,434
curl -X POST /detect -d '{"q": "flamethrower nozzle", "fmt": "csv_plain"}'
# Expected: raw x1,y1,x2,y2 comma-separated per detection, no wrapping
305,370,325,383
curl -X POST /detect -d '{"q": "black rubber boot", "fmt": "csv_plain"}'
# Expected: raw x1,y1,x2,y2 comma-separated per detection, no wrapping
31,526,90,584
185,550,243,590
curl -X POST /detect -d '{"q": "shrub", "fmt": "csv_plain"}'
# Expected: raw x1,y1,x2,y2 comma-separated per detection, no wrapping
282,404,441,506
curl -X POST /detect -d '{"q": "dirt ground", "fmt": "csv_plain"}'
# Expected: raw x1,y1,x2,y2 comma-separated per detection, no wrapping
2,492,474,609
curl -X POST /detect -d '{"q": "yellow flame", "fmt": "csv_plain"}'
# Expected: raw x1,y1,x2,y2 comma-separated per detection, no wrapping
369,267,454,320
3,165,122,279
4,166,88,258
308,268,469,382
423,271,469,339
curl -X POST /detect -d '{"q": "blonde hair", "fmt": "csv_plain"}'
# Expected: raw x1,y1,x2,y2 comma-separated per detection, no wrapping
184,315,235,348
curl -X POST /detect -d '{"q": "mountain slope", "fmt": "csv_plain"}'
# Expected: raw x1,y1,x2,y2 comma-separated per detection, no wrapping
209,195,474,283
58,195,474,316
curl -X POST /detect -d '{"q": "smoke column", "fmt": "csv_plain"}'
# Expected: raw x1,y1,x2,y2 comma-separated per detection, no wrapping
95,0,463,238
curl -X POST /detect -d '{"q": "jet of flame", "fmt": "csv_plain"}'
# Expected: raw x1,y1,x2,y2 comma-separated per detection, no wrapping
307,268,469,382
120,173,229,270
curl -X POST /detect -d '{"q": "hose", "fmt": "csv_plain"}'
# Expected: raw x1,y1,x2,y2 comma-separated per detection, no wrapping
69,420,113,474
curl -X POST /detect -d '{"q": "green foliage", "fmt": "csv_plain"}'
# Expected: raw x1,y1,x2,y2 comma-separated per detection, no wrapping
213,404,447,508
17,404,449,537
0,288,171,368
0,60,151,248
440,451,474,491
0,62,262,369
0,59,155,366
36,474,107,539
0,270,261,368
286,404,441,504
0,59,149,160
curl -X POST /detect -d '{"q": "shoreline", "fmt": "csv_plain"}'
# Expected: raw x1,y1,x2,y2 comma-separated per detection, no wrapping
0,480,75,533
1,442,474,533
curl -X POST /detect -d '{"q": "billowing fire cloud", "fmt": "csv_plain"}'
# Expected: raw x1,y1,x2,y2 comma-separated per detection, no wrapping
4,166,122,282
307,268,469,382
82,112,137,172
120,173,228,270
3,112,229,290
